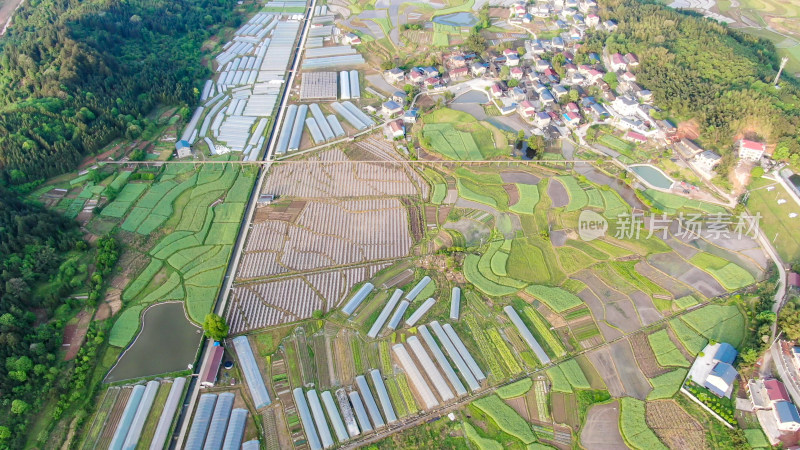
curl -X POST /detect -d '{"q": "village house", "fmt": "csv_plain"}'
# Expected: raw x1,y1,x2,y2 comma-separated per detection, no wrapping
403,108,418,124
510,86,527,102
552,84,569,100
490,83,504,98
407,69,424,84
739,139,766,161
693,150,721,175
534,111,551,128
539,89,555,106
510,67,525,80
342,33,361,45
535,59,552,72
585,13,600,27
518,100,536,119
624,53,639,67
382,100,403,116
505,53,520,66
391,91,406,105
775,402,800,432
563,111,581,127
470,62,487,76
565,102,580,114
449,67,469,80
386,119,405,139
385,68,405,84
621,71,636,83
610,53,627,71
624,131,647,144
612,95,640,116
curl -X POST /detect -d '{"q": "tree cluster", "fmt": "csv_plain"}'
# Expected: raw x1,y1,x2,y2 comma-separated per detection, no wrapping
600,0,800,161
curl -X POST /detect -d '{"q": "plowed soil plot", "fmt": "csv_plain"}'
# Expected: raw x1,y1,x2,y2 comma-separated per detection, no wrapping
646,400,706,449
97,387,132,448
610,339,652,400
548,178,569,208
550,230,568,247
648,253,725,297
663,235,700,260
587,346,625,398
500,171,541,184
629,332,669,378
503,184,520,206
634,261,694,298
577,288,623,341
575,272,641,333
424,205,438,228
551,392,579,430
505,396,531,421
629,291,662,326
580,400,627,450
438,206,452,225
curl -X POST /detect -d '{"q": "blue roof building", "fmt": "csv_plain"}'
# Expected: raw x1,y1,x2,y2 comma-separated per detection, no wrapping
774,401,800,431
714,342,737,365
705,361,737,397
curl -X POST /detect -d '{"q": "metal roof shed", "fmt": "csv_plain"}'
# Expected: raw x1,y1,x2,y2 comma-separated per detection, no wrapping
367,289,403,338
320,391,349,442
122,380,160,449
349,70,360,98
201,345,225,387
369,370,398,424
442,323,486,381
347,391,373,433
405,298,435,327
232,336,272,409
355,375,385,428
242,440,260,450
336,389,360,438
293,388,322,450
387,300,410,330
405,276,431,301
428,321,479,391
392,344,439,409
407,336,454,402
342,282,374,316
504,306,550,364
450,287,461,321
307,390,334,448
149,377,187,450
222,409,248,450
418,325,467,396
108,384,146,450
185,394,218,450
204,392,235,450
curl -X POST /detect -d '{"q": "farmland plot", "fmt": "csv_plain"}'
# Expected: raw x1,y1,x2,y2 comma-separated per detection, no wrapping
227,263,389,333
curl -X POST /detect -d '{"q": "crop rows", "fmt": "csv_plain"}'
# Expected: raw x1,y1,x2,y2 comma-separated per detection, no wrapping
523,306,566,357
486,329,522,375
396,373,418,414
472,395,537,444
465,315,506,380
262,149,422,198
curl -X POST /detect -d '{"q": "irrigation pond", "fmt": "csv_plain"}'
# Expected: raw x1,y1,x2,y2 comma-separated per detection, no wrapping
105,302,203,383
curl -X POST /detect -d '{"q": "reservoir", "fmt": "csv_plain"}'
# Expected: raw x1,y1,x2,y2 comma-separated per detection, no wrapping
629,164,674,190
105,302,203,382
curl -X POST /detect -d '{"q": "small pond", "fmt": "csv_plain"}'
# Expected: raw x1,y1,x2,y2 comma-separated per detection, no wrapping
788,173,800,192
105,302,203,383
452,90,489,104
629,164,674,190
432,12,478,28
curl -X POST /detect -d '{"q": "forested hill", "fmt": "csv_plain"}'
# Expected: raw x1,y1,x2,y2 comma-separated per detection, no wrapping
599,0,800,159
0,0,240,185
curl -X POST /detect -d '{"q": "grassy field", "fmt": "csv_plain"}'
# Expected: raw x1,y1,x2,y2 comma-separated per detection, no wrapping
422,108,507,160
509,184,539,215
471,394,537,444
689,253,754,291
647,368,688,400
746,177,800,262
679,304,745,348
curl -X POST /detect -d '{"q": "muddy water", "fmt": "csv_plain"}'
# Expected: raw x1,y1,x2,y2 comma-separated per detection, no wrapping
105,302,203,382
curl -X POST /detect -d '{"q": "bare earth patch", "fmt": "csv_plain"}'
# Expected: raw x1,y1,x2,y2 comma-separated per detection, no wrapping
646,399,706,449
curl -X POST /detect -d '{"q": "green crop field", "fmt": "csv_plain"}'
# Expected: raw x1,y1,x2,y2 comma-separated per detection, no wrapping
546,365,573,393
423,109,506,159
600,188,629,218
557,359,591,389
640,189,726,214
472,395,537,444
523,306,566,358
647,368,688,400
689,253,754,291
109,305,146,347
108,171,133,191
432,184,447,204
463,422,503,450
457,178,500,208
524,285,583,312
496,378,533,399
464,254,520,296
509,184,539,214
619,397,667,449
679,304,745,347
555,246,597,274
669,318,707,355
747,178,800,262
598,134,634,154
507,239,551,284
557,176,588,212
647,330,690,367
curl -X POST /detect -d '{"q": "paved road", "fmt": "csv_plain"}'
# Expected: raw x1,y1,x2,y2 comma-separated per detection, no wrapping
771,342,800,405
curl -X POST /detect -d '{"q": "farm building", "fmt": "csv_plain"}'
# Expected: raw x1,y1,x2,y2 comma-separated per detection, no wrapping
108,384,146,450
368,289,404,338
335,388,361,437
624,131,647,144
774,401,800,431
392,343,439,409
418,325,467,396
739,139,766,161
688,342,739,398
300,72,338,100
175,140,192,158
369,369,398,424
200,344,224,387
